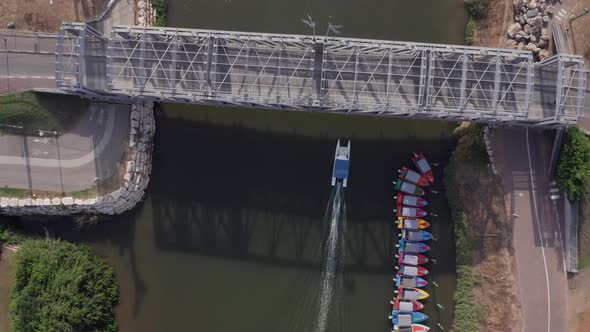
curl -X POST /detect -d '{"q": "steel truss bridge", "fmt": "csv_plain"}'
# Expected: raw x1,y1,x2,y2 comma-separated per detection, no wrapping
56,23,587,126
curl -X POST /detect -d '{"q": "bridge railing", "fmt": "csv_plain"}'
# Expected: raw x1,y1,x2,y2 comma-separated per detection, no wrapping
57,23,587,126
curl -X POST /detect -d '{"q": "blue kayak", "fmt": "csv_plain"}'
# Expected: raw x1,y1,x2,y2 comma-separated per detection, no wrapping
397,239,430,254
400,229,433,242
390,310,429,325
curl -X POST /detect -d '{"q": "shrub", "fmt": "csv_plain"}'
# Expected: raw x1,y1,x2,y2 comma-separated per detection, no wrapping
153,0,168,27
466,0,489,19
452,124,488,167
465,17,476,46
11,240,119,332
557,126,590,201
452,265,485,332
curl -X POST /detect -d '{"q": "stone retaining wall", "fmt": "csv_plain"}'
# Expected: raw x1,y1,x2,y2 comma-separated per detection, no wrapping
0,102,155,216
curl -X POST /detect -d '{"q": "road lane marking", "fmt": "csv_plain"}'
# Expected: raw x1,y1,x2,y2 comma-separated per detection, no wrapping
526,128,551,332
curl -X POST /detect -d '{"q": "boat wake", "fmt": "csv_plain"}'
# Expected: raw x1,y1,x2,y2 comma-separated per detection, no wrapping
315,182,346,332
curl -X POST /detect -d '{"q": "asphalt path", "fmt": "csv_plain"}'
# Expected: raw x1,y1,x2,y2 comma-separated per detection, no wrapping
0,103,129,192
499,127,568,332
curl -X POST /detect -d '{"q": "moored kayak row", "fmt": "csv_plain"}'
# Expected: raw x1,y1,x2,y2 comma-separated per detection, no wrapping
389,153,435,332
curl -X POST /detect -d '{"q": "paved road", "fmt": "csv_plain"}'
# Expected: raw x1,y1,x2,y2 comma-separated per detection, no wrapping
0,103,129,192
498,127,568,332
0,31,58,94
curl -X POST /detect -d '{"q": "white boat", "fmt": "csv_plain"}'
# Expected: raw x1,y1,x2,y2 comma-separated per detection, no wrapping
331,139,351,187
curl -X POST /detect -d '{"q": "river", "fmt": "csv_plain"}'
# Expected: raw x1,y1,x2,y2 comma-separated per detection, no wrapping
1,0,467,331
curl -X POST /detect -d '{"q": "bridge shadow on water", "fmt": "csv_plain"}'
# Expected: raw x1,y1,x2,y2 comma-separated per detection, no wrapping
18,106,458,331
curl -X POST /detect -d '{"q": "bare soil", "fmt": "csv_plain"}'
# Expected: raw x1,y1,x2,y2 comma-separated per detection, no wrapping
0,0,110,33
452,133,522,331
473,0,515,48
570,3,590,67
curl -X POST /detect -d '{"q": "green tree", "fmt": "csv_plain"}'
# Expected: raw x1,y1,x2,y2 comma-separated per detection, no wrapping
466,0,489,19
11,240,119,332
558,126,590,201
465,17,476,46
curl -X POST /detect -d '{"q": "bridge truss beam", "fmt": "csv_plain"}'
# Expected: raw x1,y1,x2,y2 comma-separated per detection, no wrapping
57,24,587,126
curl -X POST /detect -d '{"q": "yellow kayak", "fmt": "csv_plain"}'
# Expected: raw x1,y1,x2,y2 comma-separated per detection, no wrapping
397,217,430,230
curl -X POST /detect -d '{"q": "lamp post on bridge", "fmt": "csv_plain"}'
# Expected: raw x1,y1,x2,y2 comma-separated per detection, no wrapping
0,37,9,92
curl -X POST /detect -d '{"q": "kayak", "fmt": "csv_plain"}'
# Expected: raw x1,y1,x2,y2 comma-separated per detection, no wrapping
390,310,429,324
393,323,431,332
394,180,425,196
396,193,428,207
391,299,425,312
395,206,428,218
398,166,430,187
396,286,430,300
411,153,434,184
396,264,429,277
401,229,433,242
395,275,428,288
397,239,430,253
397,218,430,230
397,253,429,266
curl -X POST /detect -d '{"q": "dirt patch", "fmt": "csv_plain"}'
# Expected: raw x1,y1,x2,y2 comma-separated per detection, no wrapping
473,0,514,48
570,4,590,67
451,129,522,331
0,0,110,33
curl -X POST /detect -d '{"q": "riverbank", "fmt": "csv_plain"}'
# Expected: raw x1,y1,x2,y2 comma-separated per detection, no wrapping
445,124,522,331
0,102,154,216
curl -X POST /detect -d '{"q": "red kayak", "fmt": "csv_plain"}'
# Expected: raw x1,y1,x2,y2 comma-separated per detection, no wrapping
398,166,430,187
411,153,434,184
396,253,429,266
396,264,429,277
395,205,428,218
392,299,425,311
396,193,428,207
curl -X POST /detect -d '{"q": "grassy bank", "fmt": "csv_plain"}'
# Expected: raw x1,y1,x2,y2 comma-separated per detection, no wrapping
445,124,487,331
464,0,489,45
0,92,86,135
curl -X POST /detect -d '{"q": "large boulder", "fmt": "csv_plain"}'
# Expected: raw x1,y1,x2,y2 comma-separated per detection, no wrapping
526,8,539,18
508,23,523,38
515,34,524,42
530,35,538,43
519,15,527,25
526,42,541,53
532,16,543,27
538,38,548,48
539,49,550,59
524,24,532,34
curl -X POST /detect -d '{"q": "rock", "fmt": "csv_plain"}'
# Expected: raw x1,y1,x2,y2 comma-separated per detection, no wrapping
531,26,541,35
529,1,538,9
526,42,540,53
515,34,524,42
530,35,537,42
542,15,549,23
539,49,550,59
62,197,74,205
526,8,539,18
544,5,554,16
519,15,527,25
51,197,61,205
508,23,523,38
524,24,532,34
6,22,15,29
538,38,548,48
137,0,145,8
541,28,549,36
532,16,543,27
506,39,518,47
